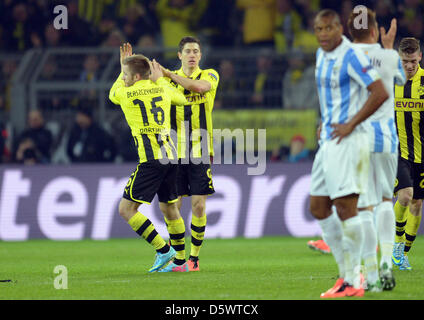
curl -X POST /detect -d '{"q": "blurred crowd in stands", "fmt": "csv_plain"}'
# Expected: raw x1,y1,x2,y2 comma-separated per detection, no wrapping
0,0,422,165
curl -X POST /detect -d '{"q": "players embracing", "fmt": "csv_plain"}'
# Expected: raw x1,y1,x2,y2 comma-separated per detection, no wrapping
158,36,220,272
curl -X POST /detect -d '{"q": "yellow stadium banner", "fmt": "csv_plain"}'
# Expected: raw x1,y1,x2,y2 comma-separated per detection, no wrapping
212,109,318,151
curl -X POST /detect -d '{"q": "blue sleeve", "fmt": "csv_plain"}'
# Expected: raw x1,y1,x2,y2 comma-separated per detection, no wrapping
347,49,380,88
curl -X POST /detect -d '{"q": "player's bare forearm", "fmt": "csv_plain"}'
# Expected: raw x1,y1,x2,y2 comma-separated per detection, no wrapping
166,72,211,93
331,80,388,143
354,79,388,125
348,80,388,128
316,122,322,140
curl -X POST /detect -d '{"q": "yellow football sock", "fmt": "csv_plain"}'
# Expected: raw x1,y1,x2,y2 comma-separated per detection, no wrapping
128,212,166,251
394,201,408,243
191,214,207,258
404,212,422,255
165,217,186,262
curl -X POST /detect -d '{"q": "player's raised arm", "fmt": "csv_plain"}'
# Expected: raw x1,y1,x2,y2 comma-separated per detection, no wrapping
162,67,211,93
109,43,133,104
150,60,188,105
120,43,133,72
380,18,397,49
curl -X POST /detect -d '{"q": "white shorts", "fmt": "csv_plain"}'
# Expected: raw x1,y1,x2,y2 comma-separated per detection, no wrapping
310,131,370,200
357,152,398,208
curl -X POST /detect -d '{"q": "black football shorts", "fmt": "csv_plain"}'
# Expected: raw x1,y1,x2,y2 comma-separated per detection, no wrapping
123,160,178,204
176,159,215,197
394,156,424,199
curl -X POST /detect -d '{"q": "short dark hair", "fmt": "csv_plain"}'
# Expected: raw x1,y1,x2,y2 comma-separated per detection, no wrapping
315,9,341,25
178,36,201,53
123,54,150,79
399,37,421,54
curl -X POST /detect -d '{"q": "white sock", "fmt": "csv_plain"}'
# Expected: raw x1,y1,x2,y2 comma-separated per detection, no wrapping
342,215,364,288
318,210,345,278
359,210,378,284
375,201,395,269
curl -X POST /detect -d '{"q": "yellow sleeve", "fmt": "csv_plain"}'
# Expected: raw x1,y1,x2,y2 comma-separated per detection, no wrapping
201,69,220,91
156,77,188,105
109,72,125,105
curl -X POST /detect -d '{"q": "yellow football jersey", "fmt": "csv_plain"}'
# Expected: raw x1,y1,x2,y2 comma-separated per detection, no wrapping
166,67,219,159
395,67,424,163
109,73,188,163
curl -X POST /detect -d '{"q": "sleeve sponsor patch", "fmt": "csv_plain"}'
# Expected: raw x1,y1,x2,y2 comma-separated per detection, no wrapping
208,72,218,81
361,65,373,73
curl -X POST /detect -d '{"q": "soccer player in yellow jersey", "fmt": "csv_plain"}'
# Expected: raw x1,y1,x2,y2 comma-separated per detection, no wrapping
393,37,424,270
109,43,190,272
159,36,219,271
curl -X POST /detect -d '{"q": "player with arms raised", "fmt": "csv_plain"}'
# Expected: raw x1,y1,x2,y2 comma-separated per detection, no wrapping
109,43,190,272
159,36,219,272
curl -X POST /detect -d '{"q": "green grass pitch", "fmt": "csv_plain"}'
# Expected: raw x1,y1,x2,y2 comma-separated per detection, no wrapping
1,236,423,300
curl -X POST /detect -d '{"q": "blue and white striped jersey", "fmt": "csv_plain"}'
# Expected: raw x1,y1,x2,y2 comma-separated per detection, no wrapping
315,36,381,142
353,43,406,153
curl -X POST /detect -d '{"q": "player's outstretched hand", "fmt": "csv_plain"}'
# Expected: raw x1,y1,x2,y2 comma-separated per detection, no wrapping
330,122,354,144
120,42,133,67
380,18,397,49
155,62,171,78
149,59,164,82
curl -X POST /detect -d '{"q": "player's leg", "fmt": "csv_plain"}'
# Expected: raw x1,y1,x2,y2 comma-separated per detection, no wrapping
310,145,346,297
401,198,422,270
122,162,176,272
393,187,411,266
394,187,412,241
334,194,364,290
157,163,189,272
185,163,214,271
376,199,396,289
118,198,174,272
403,162,424,267
189,194,207,270
359,206,380,291
310,197,344,270
325,132,368,297
171,163,189,240
393,158,413,265
119,198,167,251
357,154,379,291
158,202,189,272
373,153,397,290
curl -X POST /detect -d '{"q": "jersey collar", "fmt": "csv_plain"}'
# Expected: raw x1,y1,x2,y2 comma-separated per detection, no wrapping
176,66,202,79
133,79,151,86
410,67,424,81
352,42,381,50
